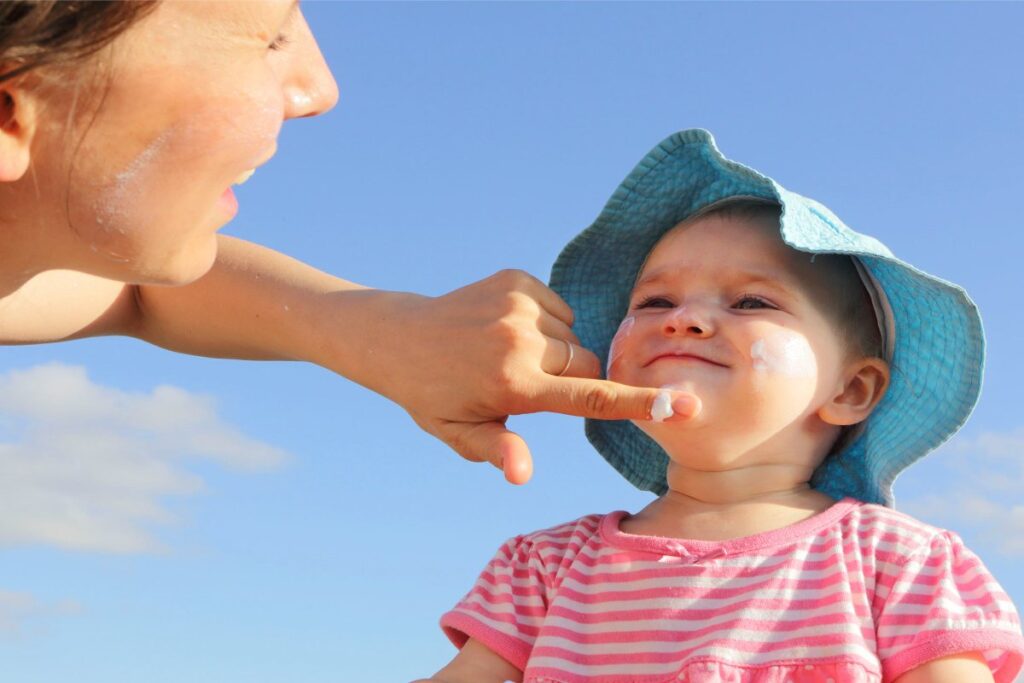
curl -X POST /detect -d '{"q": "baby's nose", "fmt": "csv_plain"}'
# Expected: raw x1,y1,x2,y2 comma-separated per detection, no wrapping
662,305,714,337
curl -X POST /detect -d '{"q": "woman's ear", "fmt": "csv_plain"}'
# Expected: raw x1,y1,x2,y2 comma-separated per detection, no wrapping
818,357,891,427
0,77,39,182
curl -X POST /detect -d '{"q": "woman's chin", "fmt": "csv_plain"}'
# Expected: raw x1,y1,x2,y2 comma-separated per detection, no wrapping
134,237,220,286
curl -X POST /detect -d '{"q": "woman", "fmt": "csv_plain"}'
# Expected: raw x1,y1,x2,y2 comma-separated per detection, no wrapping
0,1,699,483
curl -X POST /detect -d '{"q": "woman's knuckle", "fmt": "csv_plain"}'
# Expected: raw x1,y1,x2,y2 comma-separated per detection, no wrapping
583,385,617,415
486,317,521,349
569,349,601,378
494,363,522,393
498,268,533,289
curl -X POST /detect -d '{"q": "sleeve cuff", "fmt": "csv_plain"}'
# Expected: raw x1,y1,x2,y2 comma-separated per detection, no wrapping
883,629,1024,683
440,610,533,672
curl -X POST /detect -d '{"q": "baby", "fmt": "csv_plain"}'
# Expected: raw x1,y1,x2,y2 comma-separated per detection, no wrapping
416,130,1024,683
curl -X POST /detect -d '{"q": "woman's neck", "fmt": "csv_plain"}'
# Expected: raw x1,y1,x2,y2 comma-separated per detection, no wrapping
0,197,80,298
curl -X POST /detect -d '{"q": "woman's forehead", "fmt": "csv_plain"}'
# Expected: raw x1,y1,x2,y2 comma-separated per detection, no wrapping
153,0,296,40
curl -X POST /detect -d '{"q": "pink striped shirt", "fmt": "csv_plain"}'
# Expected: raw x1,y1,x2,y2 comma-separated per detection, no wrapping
441,498,1024,682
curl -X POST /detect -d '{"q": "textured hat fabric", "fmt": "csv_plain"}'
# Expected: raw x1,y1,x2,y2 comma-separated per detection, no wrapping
549,129,985,506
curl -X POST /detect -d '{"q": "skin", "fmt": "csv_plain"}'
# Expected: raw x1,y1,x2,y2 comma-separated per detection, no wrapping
419,215,993,682
0,0,702,484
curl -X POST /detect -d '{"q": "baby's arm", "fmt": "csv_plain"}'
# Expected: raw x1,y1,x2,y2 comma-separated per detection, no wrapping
892,652,995,683
411,638,522,683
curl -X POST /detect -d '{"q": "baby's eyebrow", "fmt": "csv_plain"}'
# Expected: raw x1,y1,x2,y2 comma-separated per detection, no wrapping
632,266,799,298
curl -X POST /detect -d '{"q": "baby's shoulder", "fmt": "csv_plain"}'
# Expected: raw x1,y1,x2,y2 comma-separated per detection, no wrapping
842,501,966,563
513,512,607,547
501,512,609,566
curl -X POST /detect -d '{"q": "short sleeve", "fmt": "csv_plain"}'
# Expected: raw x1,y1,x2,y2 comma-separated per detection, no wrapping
875,530,1024,682
440,534,553,672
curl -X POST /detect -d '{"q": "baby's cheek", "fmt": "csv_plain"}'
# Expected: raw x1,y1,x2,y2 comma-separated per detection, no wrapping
749,332,818,378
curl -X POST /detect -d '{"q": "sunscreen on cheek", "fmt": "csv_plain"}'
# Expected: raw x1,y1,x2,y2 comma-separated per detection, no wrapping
92,131,171,230
606,315,635,375
750,332,817,377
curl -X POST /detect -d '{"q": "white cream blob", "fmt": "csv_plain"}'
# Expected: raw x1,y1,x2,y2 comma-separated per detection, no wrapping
750,332,817,377
650,390,674,422
606,315,635,375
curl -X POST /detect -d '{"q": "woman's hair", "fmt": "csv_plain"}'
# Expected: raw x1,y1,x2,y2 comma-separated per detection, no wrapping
0,1,160,84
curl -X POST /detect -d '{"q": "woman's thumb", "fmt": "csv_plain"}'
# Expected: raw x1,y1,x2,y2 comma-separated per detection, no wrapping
437,420,534,484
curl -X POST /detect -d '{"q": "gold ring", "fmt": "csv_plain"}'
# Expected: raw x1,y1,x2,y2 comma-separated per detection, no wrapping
556,339,575,376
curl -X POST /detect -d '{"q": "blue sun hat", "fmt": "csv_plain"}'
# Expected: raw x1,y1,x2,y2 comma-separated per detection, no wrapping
549,129,984,507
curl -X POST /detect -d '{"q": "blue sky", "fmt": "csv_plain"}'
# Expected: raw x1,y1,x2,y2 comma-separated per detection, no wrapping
2,3,1023,681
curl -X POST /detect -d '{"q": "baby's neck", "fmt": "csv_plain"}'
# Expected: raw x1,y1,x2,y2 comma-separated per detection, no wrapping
622,463,836,541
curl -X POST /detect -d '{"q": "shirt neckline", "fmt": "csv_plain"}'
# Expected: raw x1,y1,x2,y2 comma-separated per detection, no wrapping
599,497,862,560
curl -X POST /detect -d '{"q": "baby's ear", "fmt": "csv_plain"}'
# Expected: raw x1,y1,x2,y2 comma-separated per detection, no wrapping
818,357,890,427
0,75,40,182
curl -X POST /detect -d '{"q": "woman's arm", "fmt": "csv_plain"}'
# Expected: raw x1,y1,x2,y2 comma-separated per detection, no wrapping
411,638,521,683
0,235,699,480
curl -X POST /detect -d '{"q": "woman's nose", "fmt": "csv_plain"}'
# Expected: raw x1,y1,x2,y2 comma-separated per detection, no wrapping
282,12,340,119
661,304,714,338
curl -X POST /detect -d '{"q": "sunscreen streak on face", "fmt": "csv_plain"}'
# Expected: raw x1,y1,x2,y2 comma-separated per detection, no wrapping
606,315,635,375
750,332,817,377
665,305,689,329
88,130,174,262
94,129,171,227
86,129,174,264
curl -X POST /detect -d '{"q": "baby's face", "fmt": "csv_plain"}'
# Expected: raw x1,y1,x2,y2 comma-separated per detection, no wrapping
608,214,856,467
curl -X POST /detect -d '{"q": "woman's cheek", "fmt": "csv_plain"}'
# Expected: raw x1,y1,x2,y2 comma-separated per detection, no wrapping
198,87,283,164
88,129,174,252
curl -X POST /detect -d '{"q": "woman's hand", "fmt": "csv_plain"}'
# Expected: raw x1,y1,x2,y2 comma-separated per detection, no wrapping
315,269,701,484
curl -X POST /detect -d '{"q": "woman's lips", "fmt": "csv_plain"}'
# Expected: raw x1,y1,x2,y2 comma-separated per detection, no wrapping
218,186,239,215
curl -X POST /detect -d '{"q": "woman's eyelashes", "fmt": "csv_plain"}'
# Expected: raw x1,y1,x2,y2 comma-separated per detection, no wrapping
268,32,291,51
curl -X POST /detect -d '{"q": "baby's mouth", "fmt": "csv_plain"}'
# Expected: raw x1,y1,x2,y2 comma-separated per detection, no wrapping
645,352,728,368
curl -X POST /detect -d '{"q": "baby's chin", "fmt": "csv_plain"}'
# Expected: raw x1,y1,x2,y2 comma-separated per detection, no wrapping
607,366,701,394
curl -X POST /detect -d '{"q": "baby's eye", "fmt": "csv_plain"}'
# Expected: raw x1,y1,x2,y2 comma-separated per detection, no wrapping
634,296,674,310
733,295,776,310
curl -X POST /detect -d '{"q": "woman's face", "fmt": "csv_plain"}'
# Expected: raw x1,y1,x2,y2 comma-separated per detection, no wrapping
27,0,338,284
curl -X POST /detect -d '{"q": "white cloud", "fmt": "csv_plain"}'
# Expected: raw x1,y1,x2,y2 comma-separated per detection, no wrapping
0,590,81,637
944,428,1024,494
0,363,289,554
901,427,1024,557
